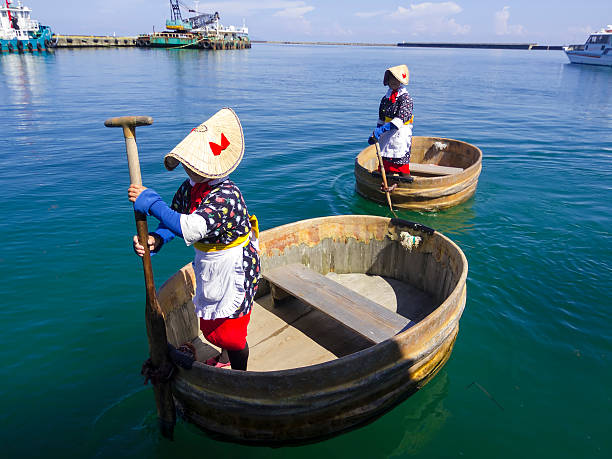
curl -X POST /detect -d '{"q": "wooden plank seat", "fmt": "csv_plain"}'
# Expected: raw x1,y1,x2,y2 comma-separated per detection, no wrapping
263,263,412,344
409,163,464,176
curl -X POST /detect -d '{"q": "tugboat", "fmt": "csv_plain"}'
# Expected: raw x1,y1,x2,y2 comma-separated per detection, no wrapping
137,0,250,50
564,25,612,66
0,0,54,53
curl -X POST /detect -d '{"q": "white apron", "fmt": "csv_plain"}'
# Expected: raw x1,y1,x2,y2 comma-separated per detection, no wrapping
377,87,413,159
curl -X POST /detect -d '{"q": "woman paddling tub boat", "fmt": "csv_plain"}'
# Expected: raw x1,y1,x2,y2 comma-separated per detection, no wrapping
368,64,414,177
128,108,260,371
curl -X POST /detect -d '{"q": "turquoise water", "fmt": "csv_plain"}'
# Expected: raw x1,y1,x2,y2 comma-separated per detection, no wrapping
0,44,610,458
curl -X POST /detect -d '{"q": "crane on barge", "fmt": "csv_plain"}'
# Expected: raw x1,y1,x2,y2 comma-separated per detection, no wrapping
166,0,220,33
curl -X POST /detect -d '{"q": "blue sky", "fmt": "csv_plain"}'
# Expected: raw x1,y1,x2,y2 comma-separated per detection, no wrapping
24,0,612,44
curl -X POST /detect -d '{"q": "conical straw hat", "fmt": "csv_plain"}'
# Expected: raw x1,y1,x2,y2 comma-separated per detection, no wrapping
164,108,244,179
383,64,410,85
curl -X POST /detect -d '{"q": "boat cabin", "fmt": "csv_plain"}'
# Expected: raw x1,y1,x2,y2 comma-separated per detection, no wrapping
584,32,612,52
0,1,41,41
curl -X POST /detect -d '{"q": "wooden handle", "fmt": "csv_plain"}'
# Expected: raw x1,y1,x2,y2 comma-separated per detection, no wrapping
105,115,175,438
104,116,154,128
374,141,396,215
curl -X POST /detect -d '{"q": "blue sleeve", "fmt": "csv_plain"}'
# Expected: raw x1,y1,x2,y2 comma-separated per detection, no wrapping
152,222,177,245
134,189,183,237
148,223,176,256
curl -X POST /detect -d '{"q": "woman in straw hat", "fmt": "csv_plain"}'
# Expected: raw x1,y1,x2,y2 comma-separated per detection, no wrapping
128,108,260,371
368,64,414,176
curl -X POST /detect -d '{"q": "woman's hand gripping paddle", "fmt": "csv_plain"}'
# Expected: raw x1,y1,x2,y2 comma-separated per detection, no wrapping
104,116,176,439
372,138,398,217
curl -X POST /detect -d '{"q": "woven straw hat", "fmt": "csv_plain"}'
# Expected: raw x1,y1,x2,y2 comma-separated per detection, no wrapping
164,108,244,179
383,65,410,85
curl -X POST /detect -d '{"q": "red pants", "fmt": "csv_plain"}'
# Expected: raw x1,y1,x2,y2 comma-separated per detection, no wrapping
199,312,251,351
380,159,410,175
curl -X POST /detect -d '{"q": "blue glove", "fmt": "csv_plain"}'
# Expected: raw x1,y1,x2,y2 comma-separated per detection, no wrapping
372,122,396,140
134,189,183,237
368,136,377,145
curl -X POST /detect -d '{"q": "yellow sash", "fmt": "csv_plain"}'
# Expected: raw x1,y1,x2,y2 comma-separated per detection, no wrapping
384,116,413,125
194,215,259,253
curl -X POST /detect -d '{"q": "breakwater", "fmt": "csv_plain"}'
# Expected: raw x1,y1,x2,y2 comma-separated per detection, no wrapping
398,42,563,50
253,40,563,50
252,40,396,47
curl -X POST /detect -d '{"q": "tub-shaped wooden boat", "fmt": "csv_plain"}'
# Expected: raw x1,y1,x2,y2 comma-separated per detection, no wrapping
355,136,482,211
158,215,467,444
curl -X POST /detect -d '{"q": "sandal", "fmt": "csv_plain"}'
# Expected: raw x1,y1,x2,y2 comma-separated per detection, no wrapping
205,355,231,368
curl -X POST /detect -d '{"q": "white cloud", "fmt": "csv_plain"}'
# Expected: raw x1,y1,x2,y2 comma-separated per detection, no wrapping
494,6,525,36
274,6,315,19
379,2,470,36
395,2,462,19
196,1,314,16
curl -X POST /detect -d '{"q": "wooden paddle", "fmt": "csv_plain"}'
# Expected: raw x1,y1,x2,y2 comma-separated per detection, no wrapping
372,139,397,216
104,115,176,439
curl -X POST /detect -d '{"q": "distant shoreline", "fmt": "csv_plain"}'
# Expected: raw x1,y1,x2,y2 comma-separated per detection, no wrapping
253,40,564,50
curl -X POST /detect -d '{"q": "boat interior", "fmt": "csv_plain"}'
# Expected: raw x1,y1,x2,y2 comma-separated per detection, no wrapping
190,272,436,372
358,136,480,177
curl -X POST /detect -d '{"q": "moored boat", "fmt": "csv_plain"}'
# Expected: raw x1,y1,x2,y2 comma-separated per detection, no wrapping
0,1,54,53
137,1,250,50
564,26,612,66
158,215,468,444
355,136,482,212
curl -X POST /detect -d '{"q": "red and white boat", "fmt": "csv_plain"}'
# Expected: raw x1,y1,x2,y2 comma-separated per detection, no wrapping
564,25,612,66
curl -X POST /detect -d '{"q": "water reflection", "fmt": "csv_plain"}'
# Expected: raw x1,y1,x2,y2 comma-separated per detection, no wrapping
557,62,612,109
0,52,54,127
346,181,478,238
387,371,451,457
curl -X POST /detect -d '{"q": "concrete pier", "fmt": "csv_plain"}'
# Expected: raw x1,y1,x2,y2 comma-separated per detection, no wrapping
54,35,137,47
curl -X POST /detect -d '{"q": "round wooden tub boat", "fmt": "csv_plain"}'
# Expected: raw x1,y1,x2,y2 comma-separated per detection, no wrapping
355,136,482,211
158,215,468,444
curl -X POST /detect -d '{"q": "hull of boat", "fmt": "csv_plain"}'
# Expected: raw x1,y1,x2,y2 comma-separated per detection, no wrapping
145,33,250,50
354,136,482,211
565,50,612,66
158,215,468,444
0,26,53,53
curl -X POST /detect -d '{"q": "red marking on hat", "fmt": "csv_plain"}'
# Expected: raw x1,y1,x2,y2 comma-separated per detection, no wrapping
402,73,406,78
209,133,230,156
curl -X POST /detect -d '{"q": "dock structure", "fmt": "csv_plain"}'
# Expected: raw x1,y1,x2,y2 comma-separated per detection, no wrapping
51,37,561,51
397,42,563,50
52,34,250,50
53,35,137,47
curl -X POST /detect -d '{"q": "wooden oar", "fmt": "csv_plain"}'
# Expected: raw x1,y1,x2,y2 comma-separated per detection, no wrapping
373,139,397,216
104,115,176,439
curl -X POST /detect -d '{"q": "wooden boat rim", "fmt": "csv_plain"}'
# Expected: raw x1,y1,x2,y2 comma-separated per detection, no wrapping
355,136,482,182
176,214,468,379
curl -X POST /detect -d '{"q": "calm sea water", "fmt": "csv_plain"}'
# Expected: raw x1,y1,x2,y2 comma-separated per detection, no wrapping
0,44,610,458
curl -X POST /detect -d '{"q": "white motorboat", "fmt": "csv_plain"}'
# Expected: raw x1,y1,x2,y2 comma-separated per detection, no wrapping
564,25,612,66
